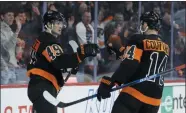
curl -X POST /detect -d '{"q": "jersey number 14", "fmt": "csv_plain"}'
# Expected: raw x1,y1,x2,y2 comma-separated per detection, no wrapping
146,52,168,86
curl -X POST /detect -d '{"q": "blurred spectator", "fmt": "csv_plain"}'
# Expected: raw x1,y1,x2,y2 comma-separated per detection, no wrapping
153,5,161,16
160,12,179,46
174,9,185,37
76,11,94,44
91,10,108,74
112,13,127,46
18,2,42,65
0,6,23,84
123,1,134,21
64,2,77,21
75,11,96,82
102,21,122,72
0,1,185,83
113,13,124,28
11,8,26,65
120,15,138,46
104,21,122,46
48,2,67,17
20,1,42,37
74,2,88,24
174,38,185,77
66,15,76,42
59,14,78,54
17,8,27,25
100,2,113,24
92,11,106,49
79,2,88,15
48,3,58,11
16,38,25,65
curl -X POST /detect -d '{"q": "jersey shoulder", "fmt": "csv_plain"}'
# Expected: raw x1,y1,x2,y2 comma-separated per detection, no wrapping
127,33,145,49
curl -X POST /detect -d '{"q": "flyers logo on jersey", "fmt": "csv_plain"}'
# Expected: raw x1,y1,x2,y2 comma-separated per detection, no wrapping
143,39,169,55
42,44,64,62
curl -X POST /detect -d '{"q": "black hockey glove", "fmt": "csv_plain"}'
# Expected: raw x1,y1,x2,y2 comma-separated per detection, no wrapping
106,36,125,59
71,67,79,74
77,44,99,61
107,44,125,59
97,76,115,101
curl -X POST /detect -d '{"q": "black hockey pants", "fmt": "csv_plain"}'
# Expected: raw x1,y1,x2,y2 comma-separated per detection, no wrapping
111,93,160,113
27,75,58,113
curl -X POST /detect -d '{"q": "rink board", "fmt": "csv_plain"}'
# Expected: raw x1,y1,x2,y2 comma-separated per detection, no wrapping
1,82,185,113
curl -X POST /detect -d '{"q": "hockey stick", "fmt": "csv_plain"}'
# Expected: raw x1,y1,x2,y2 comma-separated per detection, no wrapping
63,40,79,82
44,64,186,108
69,40,79,52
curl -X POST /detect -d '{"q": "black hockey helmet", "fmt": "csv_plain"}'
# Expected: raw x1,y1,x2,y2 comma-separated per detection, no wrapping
43,10,67,28
140,11,161,31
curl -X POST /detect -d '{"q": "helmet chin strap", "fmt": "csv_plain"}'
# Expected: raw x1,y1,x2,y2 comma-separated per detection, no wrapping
45,24,59,38
140,25,148,34
45,24,54,34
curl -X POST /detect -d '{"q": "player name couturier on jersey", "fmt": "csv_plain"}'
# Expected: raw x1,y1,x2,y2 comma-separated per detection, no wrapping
143,39,169,55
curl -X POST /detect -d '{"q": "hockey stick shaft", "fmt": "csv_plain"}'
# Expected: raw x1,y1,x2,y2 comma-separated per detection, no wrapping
63,40,79,82
63,64,186,107
64,71,71,82
44,64,185,108
112,64,186,91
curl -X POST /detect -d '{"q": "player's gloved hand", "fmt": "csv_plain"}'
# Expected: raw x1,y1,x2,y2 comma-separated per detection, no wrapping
106,35,125,59
71,67,79,74
77,44,99,61
61,67,78,75
97,76,115,101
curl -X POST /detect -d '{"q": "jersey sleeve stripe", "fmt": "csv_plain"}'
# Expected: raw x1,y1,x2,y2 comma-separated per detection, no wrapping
124,46,143,63
134,47,143,63
119,46,125,52
76,53,82,63
32,39,40,52
42,50,52,62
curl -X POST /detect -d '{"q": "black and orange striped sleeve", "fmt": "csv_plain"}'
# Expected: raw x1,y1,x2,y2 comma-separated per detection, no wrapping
111,35,143,84
42,44,81,70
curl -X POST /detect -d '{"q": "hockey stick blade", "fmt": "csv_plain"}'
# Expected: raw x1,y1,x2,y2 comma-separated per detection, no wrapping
69,40,79,52
44,64,186,108
43,91,70,108
43,90,97,108
64,71,71,82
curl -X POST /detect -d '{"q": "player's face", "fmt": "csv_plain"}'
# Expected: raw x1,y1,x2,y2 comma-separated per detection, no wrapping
51,20,63,36
1,12,14,25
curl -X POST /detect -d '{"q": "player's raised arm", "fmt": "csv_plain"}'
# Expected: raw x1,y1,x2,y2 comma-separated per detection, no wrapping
41,43,99,69
111,37,143,84
96,35,144,101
